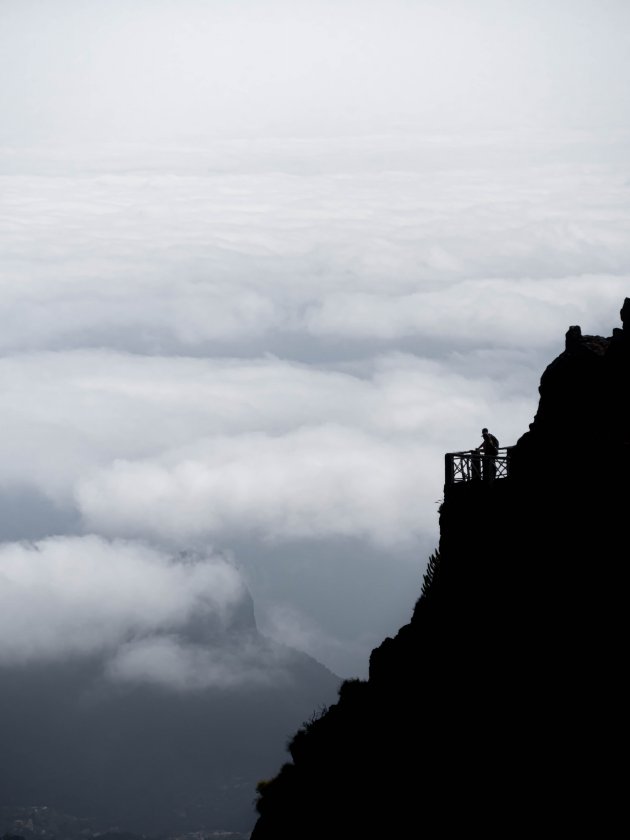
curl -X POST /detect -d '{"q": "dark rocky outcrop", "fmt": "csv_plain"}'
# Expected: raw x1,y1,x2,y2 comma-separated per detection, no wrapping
251,302,630,838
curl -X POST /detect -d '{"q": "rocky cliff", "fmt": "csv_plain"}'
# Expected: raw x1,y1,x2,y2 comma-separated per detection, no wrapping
251,302,630,838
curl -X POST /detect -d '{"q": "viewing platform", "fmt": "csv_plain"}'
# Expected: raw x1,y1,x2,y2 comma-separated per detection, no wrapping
445,447,514,486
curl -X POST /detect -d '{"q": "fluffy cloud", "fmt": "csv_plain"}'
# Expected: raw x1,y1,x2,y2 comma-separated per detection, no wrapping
76,426,435,546
0,342,538,676
0,349,536,542
0,536,244,665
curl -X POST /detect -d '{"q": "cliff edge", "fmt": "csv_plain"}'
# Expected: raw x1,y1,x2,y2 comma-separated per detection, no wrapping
251,301,630,838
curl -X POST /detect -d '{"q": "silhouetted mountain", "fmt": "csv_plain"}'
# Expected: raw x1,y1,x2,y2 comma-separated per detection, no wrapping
0,587,339,838
251,302,630,838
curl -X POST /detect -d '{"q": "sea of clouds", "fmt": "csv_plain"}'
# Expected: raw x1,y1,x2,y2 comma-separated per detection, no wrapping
1,131,629,680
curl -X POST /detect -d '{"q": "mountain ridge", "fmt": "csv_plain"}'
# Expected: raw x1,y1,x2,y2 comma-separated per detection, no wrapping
0,584,340,838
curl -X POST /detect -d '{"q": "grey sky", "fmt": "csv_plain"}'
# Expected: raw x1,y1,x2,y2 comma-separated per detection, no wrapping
2,0,630,142
1,0,629,678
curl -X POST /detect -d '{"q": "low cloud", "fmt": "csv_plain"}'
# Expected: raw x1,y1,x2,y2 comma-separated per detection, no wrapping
304,276,628,346
0,536,244,665
0,349,537,515
261,602,372,680
107,635,293,691
58,351,535,547
1,139,629,359
77,426,438,546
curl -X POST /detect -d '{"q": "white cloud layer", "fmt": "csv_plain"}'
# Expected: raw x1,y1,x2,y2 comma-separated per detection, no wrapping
1,128,627,677
1,138,629,359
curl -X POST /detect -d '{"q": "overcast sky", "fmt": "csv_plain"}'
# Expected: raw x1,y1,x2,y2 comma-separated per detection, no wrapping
1,0,629,679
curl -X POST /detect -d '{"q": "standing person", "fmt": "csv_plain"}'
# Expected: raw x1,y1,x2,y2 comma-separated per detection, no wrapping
477,427,499,481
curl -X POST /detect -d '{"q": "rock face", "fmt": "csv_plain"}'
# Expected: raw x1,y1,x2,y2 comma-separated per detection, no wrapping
251,303,630,838
0,587,339,837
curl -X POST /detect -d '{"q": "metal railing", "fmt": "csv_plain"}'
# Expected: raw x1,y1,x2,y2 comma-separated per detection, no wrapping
445,447,513,486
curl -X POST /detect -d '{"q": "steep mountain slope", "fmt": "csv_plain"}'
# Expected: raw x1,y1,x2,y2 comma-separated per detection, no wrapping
251,302,630,838
0,587,339,837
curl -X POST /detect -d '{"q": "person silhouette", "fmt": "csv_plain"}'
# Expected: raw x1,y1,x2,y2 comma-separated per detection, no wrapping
477,427,499,481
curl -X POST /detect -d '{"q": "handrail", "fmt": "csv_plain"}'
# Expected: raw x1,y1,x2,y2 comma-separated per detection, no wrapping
445,446,514,486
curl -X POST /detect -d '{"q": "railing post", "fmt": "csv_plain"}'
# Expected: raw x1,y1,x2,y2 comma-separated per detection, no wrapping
470,451,481,482
445,453,454,486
